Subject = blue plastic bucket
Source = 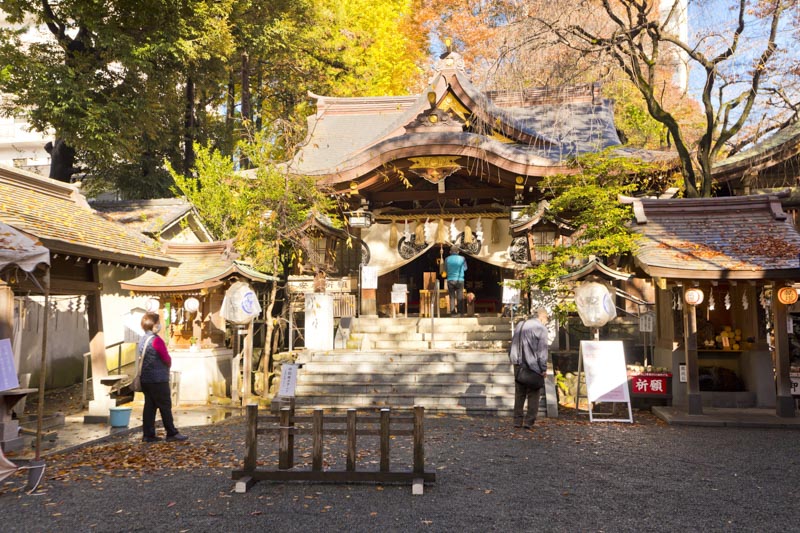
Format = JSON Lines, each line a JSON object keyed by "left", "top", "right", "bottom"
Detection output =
{"left": 109, "top": 406, "right": 133, "bottom": 427}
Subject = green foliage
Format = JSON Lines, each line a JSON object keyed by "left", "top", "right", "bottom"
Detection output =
{"left": 171, "top": 135, "right": 338, "bottom": 274}
{"left": 519, "top": 150, "right": 679, "bottom": 292}
{"left": 169, "top": 144, "right": 247, "bottom": 241}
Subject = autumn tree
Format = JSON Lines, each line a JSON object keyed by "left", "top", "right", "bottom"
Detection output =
{"left": 522, "top": 0, "right": 800, "bottom": 197}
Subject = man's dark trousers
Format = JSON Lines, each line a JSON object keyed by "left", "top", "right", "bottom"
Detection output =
{"left": 513, "top": 366, "right": 543, "bottom": 427}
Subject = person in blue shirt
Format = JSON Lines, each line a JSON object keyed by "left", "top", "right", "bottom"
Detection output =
{"left": 444, "top": 245, "right": 467, "bottom": 316}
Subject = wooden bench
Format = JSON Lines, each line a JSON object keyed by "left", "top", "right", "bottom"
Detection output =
{"left": 232, "top": 405, "right": 436, "bottom": 495}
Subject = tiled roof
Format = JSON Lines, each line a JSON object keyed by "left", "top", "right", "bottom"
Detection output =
{"left": 91, "top": 198, "right": 195, "bottom": 236}
{"left": 630, "top": 194, "right": 800, "bottom": 279}
{"left": 288, "top": 70, "right": 676, "bottom": 179}
{"left": 0, "top": 165, "right": 177, "bottom": 268}
{"left": 712, "top": 121, "right": 800, "bottom": 179}
{"left": 120, "top": 241, "right": 275, "bottom": 292}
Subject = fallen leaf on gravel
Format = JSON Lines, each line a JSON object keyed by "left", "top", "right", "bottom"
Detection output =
{"left": 484, "top": 489, "right": 492, "bottom": 494}
{"left": 251, "top": 511, "right": 263, "bottom": 516}
{"left": 370, "top": 512, "right": 378, "bottom": 517}
{"left": 167, "top": 502, "right": 176, "bottom": 508}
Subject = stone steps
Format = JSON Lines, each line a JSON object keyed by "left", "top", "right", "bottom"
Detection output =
{"left": 348, "top": 316, "right": 512, "bottom": 351}
{"left": 293, "top": 349, "right": 550, "bottom": 417}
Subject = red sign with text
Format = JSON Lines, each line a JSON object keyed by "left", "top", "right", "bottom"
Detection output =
{"left": 628, "top": 372, "right": 671, "bottom": 395}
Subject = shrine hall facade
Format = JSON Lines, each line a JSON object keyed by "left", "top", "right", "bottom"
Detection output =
{"left": 288, "top": 50, "right": 670, "bottom": 315}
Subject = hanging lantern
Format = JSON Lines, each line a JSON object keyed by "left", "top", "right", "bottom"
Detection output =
{"left": 777, "top": 286, "right": 798, "bottom": 305}
{"left": 184, "top": 297, "right": 200, "bottom": 313}
{"left": 145, "top": 298, "right": 160, "bottom": 313}
{"left": 684, "top": 288, "right": 704, "bottom": 306}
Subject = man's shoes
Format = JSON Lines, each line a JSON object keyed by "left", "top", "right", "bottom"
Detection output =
{"left": 142, "top": 436, "right": 163, "bottom": 443}
{"left": 166, "top": 433, "right": 188, "bottom": 442}
{"left": 513, "top": 424, "right": 523, "bottom": 428}
{"left": 522, "top": 423, "right": 534, "bottom": 430}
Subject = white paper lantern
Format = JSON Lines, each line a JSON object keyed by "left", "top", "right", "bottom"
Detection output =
{"left": 184, "top": 297, "right": 200, "bottom": 313}
{"left": 145, "top": 298, "right": 160, "bottom": 313}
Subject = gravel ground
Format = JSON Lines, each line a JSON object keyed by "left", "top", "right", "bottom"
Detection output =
{"left": 0, "top": 408, "right": 797, "bottom": 533}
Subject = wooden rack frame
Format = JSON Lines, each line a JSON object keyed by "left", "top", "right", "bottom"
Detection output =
{"left": 232, "top": 405, "right": 436, "bottom": 494}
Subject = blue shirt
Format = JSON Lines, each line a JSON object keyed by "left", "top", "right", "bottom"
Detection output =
{"left": 445, "top": 254, "right": 467, "bottom": 282}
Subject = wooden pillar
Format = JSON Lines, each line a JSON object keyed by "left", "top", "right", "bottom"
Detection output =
{"left": 772, "top": 286, "right": 796, "bottom": 417}
{"left": 379, "top": 408, "right": 390, "bottom": 473}
{"left": 244, "top": 404, "right": 258, "bottom": 471}
{"left": 312, "top": 409, "right": 323, "bottom": 472}
{"left": 683, "top": 295, "right": 702, "bottom": 415}
{"left": 86, "top": 266, "right": 108, "bottom": 403}
{"left": 242, "top": 320, "right": 253, "bottom": 404}
{"left": 0, "top": 280, "right": 13, "bottom": 342}
{"left": 413, "top": 405, "right": 424, "bottom": 474}
{"left": 346, "top": 408, "right": 357, "bottom": 471}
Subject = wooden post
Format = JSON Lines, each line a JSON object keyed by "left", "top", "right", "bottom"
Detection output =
{"left": 243, "top": 320, "right": 254, "bottom": 404}
{"left": 413, "top": 405, "right": 424, "bottom": 474}
{"left": 244, "top": 404, "right": 258, "bottom": 471}
{"left": 773, "top": 287, "right": 796, "bottom": 417}
{"left": 683, "top": 297, "right": 702, "bottom": 415}
{"left": 0, "top": 280, "right": 13, "bottom": 343}
{"left": 379, "top": 408, "right": 390, "bottom": 472}
{"left": 312, "top": 409, "right": 323, "bottom": 471}
{"left": 86, "top": 268, "right": 108, "bottom": 402}
{"left": 346, "top": 408, "right": 357, "bottom": 472}
{"left": 278, "top": 407, "right": 293, "bottom": 470}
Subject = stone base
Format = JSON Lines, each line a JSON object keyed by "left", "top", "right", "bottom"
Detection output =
{"left": 0, "top": 435, "right": 25, "bottom": 453}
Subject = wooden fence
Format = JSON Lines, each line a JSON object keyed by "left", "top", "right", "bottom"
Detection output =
{"left": 232, "top": 405, "right": 436, "bottom": 494}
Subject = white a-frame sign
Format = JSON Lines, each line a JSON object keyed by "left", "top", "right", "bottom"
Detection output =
{"left": 578, "top": 340, "right": 633, "bottom": 423}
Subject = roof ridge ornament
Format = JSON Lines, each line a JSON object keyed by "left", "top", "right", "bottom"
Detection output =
{"left": 433, "top": 37, "right": 466, "bottom": 76}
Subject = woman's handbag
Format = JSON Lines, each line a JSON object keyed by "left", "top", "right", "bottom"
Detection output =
{"left": 131, "top": 336, "right": 153, "bottom": 392}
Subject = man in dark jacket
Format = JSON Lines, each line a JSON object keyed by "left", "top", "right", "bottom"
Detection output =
{"left": 508, "top": 308, "right": 549, "bottom": 429}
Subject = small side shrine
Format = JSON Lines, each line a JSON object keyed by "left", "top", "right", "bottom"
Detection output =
{"left": 120, "top": 241, "right": 275, "bottom": 404}
{"left": 627, "top": 193, "right": 800, "bottom": 416}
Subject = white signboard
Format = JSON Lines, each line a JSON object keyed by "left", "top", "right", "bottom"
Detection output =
{"left": 0, "top": 339, "right": 19, "bottom": 392}
{"left": 305, "top": 294, "right": 334, "bottom": 351}
{"left": 579, "top": 340, "right": 633, "bottom": 423}
{"left": 639, "top": 312, "right": 655, "bottom": 333}
{"left": 679, "top": 364, "right": 687, "bottom": 383}
{"left": 502, "top": 281, "right": 520, "bottom": 305}
{"left": 361, "top": 266, "right": 378, "bottom": 290}
{"left": 791, "top": 373, "right": 800, "bottom": 396}
{"left": 391, "top": 284, "right": 408, "bottom": 293}
{"left": 287, "top": 276, "right": 352, "bottom": 294}
{"left": 278, "top": 363, "right": 299, "bottom": 398}
{"left": 391, "top": 291, "right": 406, "bottom": 304}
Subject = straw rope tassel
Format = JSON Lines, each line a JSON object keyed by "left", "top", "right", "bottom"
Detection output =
{"left": 436, "top": 219, "right": 447, "bottom": 244}
{"left": 415, "top": 221, "right": 425, "bottom": 243}
{"left": 491, "top": 218, "right": 500, "bottom": 243}
{"left": 464, "top": 223, "right": 473, "bottom": 244}
{"left": 389, "top": 222, "right": 398, "bottom": 248}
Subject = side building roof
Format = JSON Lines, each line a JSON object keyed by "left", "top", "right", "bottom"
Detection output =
{"left": 0, "top": 165, "right": 177, "bottom": 269}
{"left": 627, "top": 194, "right": 800, "bottom": 280}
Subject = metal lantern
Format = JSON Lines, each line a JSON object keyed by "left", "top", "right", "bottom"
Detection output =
{"left": 777, "top": 286, "right": 798, "bottom": 305}
{"left": 684, "top": 288, "right": 704, "bottom": 306}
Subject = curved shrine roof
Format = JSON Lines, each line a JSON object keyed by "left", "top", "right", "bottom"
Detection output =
{"left": 288, "top": 68, "right": 648, "bottom": 181}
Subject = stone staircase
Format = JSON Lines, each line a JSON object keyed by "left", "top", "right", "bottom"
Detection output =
{"left": 291, "top": 317, "right": 552, "bottom": 416}
{"left": 345, "top": 316, "right": 514, "bottom": 351}
{"left": 293, "top": 350, "right": 521, "bottom": 415}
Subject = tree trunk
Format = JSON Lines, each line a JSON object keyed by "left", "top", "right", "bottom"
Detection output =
{"left": 45, "top": 139, "right": 77, "bottom": 183}
{"left": 183, "top": 76, "right": 196, "bottom": 175}
{"left": 241, "top": 51, "right": 251, "bottom": 125}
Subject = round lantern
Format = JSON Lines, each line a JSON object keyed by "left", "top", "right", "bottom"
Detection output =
{"left": 145, "top": 298, "right": 160, "bottom": 313}
{"left": 777, "top": 286, "right": 798, "bottom": 305}
{"left": 183, "top": 297, "right": 200, "bottom": 313}
{"left": 684, "top": 288, "right": 704, "bottom": 306}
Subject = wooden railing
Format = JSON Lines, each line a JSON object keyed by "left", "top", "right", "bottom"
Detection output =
{"left": 232, "top": 405, "right": 435, "bottom": 494}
